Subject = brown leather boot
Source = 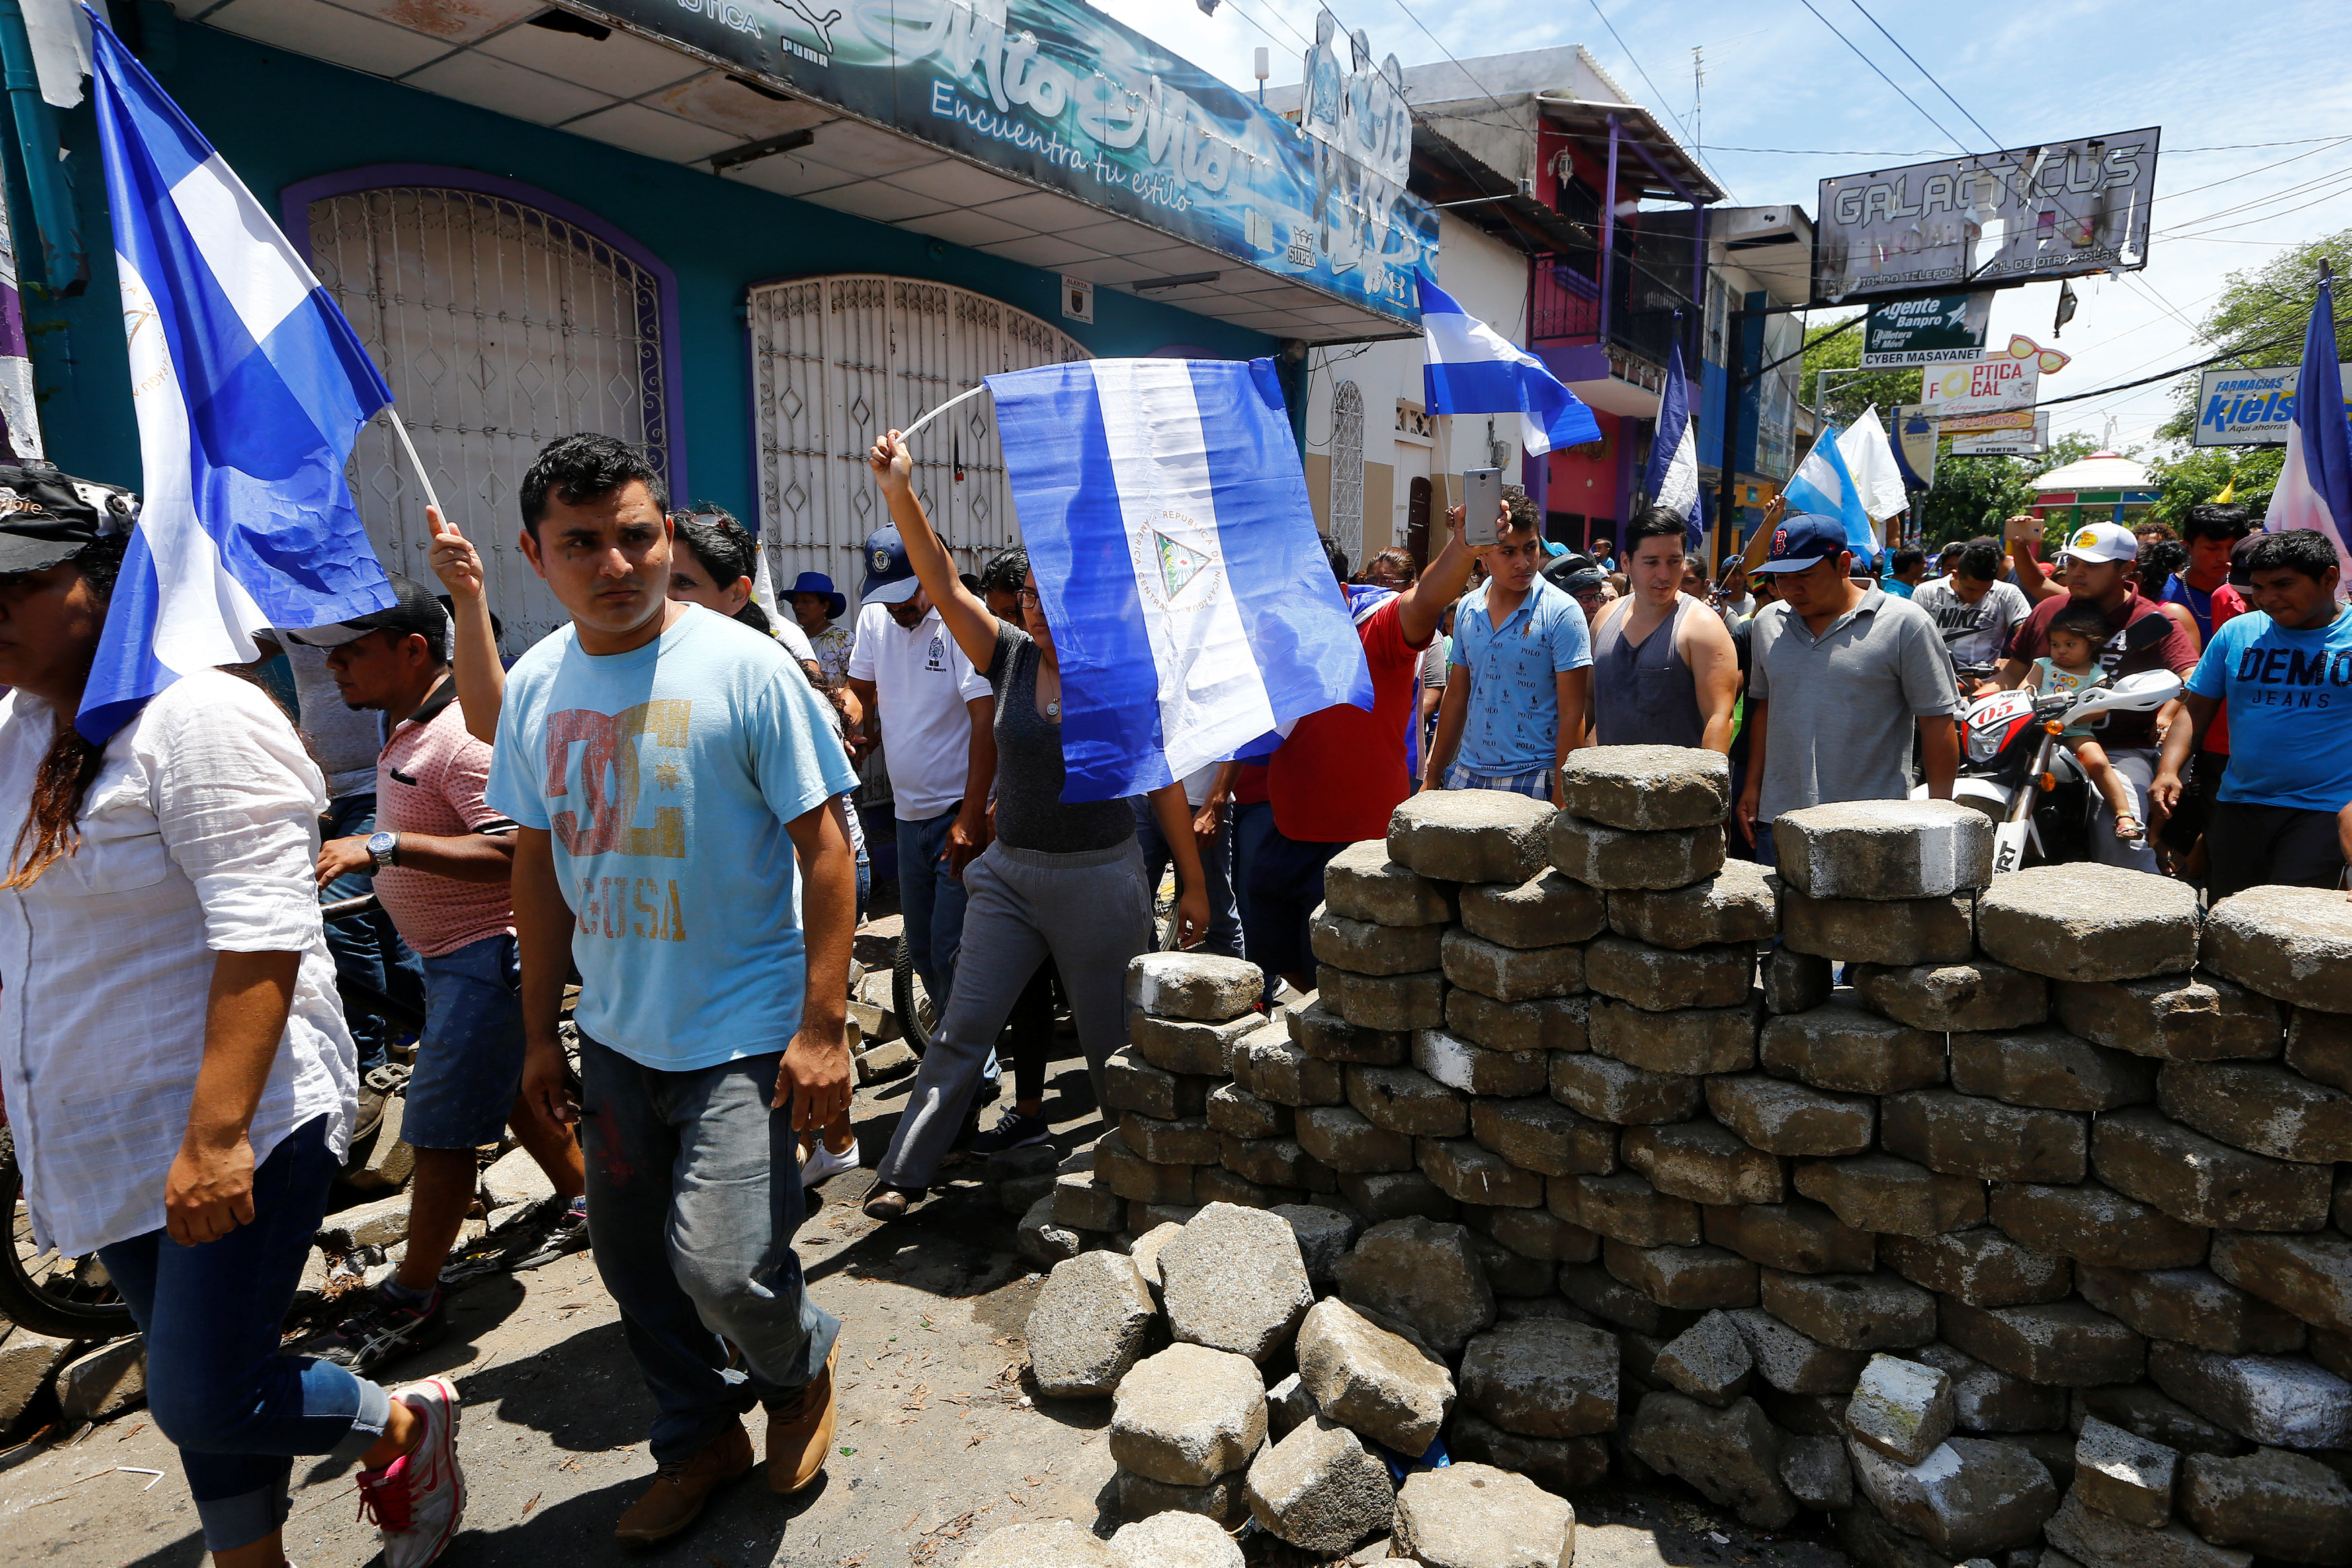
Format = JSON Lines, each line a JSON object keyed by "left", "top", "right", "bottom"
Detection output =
{"left": 765, "top": 1341, "right": 839, "bottom": 1494}
{"left": 613, "top": 1422, "right": 752, "bottom": 1545}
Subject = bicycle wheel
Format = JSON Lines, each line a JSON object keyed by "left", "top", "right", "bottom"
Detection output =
{"left": 892, "top": 935, "right": 935, "bottom": 1057}
{"left": 0, "top": 1127, "right": 135, "bottom": 1341}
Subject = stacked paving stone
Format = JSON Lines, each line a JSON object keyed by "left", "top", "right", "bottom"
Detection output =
{"left": 1013, "top": 744, "right": 2352, "bottom": 1568}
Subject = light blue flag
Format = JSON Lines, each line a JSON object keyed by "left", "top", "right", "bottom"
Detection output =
{"left": 1783, "top": 421, "right": 1878, "bottom": 564}
{"left": 80, "top": 15, "right": 392, "bottom": 743}
{"left": 1417, "top": 271, "right": 1601, "bottom": 455}
{"left": 984, "top": 357, "right": 1372, "bottom": 802}
{"left": 1642, "top": 341, "right": 1702, "bottom": 552}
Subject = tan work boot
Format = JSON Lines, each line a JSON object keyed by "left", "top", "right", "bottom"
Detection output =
{"left": 613, "top": 1422, "right": 752, "bottom": 1545}
{"left": 766, "top": 1341, "right": 840, "bottom": 1494}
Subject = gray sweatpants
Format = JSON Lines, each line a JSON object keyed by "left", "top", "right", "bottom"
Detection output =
{"left": 874, "top": 838, "right": 1152, "bottom": 1191}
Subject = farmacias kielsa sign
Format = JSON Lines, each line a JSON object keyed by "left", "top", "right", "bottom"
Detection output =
{"left": 585, "top": 0, "right": 1437, "bottom": 324}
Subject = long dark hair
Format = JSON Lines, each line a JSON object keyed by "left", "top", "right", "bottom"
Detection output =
{"left": 6, "top": 534, "right": 128, "bottom": 889}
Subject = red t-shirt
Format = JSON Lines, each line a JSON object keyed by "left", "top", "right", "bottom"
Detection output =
{"left": 2203, "top": 584, "right": 2246, "bottom": 756}
{"left": 2001, "top": 589, "right": 2197, "bottom": 751}
{"left": 1270, "top": 597, "right": 1428, "bottom": 843}
{"left": 1231, "top": 757, "right": 1271, "bottom": 806}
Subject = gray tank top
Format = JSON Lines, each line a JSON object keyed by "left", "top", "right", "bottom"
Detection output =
{"left": 1593, "top": 596, "right": 1705, "bottom": 748}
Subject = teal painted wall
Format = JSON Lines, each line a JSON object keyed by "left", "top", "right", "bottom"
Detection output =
{"left": 25, "top": 21, "right": 1275, "bottom": 519}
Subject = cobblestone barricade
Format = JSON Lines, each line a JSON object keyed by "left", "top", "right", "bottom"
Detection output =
{"left": 1024, "top": 746, "right": 2352, "bottom": 1568}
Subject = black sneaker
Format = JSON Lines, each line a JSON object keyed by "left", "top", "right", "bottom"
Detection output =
{"left": 966, "top": 1108, "right": 1050, "bottom": 1156}
{"left": 509, "top": 1196, "right": 590, "bottom": 1272}
{"left": 317, "top": 1282, "right": 447, "bottom": 1375}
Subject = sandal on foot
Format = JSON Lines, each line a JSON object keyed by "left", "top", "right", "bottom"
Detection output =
{"left": 2115, "top": 816, "right": 2145, "bottom": 841}
{"left": 863, "top": 1186, "right": 922, "bottom": 1221}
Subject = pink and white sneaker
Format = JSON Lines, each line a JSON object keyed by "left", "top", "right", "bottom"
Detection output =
{"left": 355, "top": 1376, "right": 466, "bottom": 1568}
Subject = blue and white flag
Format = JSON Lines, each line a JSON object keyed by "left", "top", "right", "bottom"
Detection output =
{"left": 984, "top": 357, "right": 1372, "bottom": 802}
{"left": 1417, "top": 271, "right": 1601, "bottom": 456}
{"left": 1642, "top": 341, "right": 1702, "bottom": 551}
{"left": 2266, "top": 272, "right": 2352, "bottom": 580}
{"left": 1783, "top": 421, "right": 1879, "bottom": 564}
{"left": 79, "top": 17, "right": 392, "bottom": 742}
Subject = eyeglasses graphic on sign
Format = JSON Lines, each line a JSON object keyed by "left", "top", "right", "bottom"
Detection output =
{"left": 2004, "top": 335, "right": 2072, "bottom": 376}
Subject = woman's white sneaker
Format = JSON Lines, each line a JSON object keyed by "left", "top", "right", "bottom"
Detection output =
{"left": 355, "top": 1376, "right": 466, "bottom": 1568}
{"left": 800, "top": 1138, "right": 860, "bottom": 1187}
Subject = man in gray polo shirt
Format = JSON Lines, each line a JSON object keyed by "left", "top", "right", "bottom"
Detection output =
{"left": 1734, "top": 514, "right": 1959, "bottom": 864}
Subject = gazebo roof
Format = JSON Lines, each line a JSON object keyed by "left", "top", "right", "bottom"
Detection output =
{"left": 2033, "top": 450, "right": 2152, "bottom": 492}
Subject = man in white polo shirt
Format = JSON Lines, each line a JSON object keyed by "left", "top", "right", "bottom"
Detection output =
{"left": 846, "top": 526, "right": 995, "bottom": 1028}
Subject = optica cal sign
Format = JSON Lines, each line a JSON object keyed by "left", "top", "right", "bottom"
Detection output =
{"left": 1921, "top": 355, "right": 2037, "bottom": 414}
{"left": 2193, "top": 363, "right": 2352, "bottom": 447}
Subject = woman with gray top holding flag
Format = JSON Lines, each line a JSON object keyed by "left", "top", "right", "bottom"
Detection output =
{"left": 859, "top": 429, "right": 1210, "bottom": 1221}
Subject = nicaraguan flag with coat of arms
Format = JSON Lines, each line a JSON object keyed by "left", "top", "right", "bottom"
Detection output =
{"left": 985, "top": 357, "right": 1372, "bottom": 802}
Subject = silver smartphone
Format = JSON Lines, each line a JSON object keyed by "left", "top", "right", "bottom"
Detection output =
{"left": 1462, "top": 468, "right": 1504, "bottom": 547}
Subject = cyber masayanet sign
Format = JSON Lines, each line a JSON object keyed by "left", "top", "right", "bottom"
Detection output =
{"left": 2194, "top": 363, "right": 2352, "bottom": 446}
{"left": 580, "top": 0, "right": 1435, "bottom": 323}
{"left": 1814, "top": 129, "right": 2158, "bottom": 305}
{"left": 1861, "top": 294, "right": 1991, "bottom": 367}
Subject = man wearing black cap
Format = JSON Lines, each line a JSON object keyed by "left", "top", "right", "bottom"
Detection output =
{"left": 294, "top": 576, "right": 587, "bottom": 1375}
{"left": 1735, "top": 514, "right": 1960, "bottom": 865}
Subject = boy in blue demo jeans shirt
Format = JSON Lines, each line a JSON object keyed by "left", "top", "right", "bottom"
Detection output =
{"left": 2154, "top": 527, "right": 2352, "bottom": 902}
{"left": 485, "top": 435, "right": 859, "bottom": 1549}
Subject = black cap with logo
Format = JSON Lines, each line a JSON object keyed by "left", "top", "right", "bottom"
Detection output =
{"left": 0, "top": 462, "right": 139, "bottom": 576}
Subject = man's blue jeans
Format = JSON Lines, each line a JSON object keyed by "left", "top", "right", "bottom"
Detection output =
{"left": 319, "top": 793, "right": 421, "bottom": 1073}
{"left": 896, "top": 808, "right": 969, "bottom": 1011}
{"left": 98, "top": 1117, "right": 393, "bottom": 1552}
{"left": 578, "top": 1035, "right": 841, "bottom": 1465}
{"left": 1231, "top": 799, "right": 1279, "bottom": 1003}
{"left": 1131, "top": 797, "right": 1244, "bottom": 958}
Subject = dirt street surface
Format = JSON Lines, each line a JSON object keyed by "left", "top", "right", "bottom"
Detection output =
{"left": 0, "top": 1043, "right": 1846, "bottom": 1568}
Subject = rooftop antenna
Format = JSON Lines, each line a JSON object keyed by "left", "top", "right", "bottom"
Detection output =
{"left": 1255, "top": 45, "right": 1269, "bottom": 105}
{"left": 1692, "top": 46, "right": 1704, "bottom": 169}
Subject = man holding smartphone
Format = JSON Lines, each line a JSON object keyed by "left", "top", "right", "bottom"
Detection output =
{"left": 1424, "top": 482, "right": 1593, "bottom": 801}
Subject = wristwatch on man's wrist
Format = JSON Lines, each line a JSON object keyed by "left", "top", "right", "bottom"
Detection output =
{"left": 366, "top": 831, "right": 400, "bottom": 872}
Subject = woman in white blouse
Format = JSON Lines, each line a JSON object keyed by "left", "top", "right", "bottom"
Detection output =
{"left": 0, "top": 498, "right": 464, "bottom": 1568}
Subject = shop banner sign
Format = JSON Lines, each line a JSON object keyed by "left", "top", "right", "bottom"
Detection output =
{"left": 1921, "top": 355, "right": 2039, "bottom": 415}
{"left": 1952, "top": 412, "right": 2050, "bottom": 455}
{"left": 582, "top": 0, "right": 1436, "bottom": 323}
{"left": 1815, "top": 128, "right": 2158, "bottom": 305}
{"left": 1861, "top": 294, "right": 1992, "bottom": 367}
{"left": 2194, "top": 363, "right": 2352, "bottom": 446}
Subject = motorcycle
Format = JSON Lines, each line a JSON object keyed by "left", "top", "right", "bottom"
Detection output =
{"left": 1918, "top": 666, "right": 2183, "bottom": 875}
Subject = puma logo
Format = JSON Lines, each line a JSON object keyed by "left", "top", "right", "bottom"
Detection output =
{"left": 782, "top": 1, "right": 840, "bottom": 51}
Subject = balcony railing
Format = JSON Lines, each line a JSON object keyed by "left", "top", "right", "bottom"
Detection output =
{"left": 1530, "top": 243, "right": 1699, "bottom": 381}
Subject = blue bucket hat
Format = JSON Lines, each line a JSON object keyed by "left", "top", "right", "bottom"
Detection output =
{"left": 788, "top": 570, "right": 847, "bottom": 620}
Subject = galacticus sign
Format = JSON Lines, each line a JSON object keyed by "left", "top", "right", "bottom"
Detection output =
{"left": 1814, "top": 129, "right": 2158, "bottom": 305}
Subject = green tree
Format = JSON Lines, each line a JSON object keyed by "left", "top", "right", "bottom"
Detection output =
{"left": 2158, "top": 229, "right": 2352, "bottom": 441}
{"left": 1801, "top": 312, "right": 1920, "bottom": 424}
{"left": 1913, "top": 434, "right": 2105, "bottom": 548}
{"left": 2148, "top": 444, "right": 2283, "bottom": 524}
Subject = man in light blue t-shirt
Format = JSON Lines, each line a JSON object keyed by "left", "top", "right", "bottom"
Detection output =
{"left": 1424, "top": 486, "right": 1593, "bottom": 801}
{"left": 2153, "top": 527, "right": 2352, "bottom": 902}
{"left": 486, "top": 435, "right": 859, "bottom": 1547}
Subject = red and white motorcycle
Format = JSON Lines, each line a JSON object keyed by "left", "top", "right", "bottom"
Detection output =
{"left": 1917, "top": 668, "right": 2183, "bottom": 875}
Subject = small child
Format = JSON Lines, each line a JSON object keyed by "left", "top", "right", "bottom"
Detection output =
{"left": 2030, "top": 604, "right": 2142, "bottom": 841}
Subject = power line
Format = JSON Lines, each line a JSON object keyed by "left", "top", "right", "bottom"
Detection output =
{"left": 2156, "top": 136, "right": 2352, "bottom": 206}
{"left": 1843, "top": 0, "right": 2001, "bottom": 150}
{"left": 2159, "top": 171, "right": 2352, "bottom": 241}
{"left": 1381, "top": 0, "right": 1511, "bottom": 117}
{"left": 1790, "top": 0, "right": 1970, "bottom": 154}
{"left": 1574, "top": 0, "right": 1722, "bottom": 182}
{"left": 1691, "top": 136, "right": 2352, "bottom": 159}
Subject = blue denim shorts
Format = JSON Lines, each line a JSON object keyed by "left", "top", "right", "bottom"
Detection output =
{"left": 404, "top": 932, "right": 526, "bottom": 1149}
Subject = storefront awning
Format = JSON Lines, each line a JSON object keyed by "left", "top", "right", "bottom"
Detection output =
{"left": 181, "top": 0, "right": 1436, "bottom": 343}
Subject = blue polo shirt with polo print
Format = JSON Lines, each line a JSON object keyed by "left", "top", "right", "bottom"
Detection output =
{"left": 1449, "top": 575, "right": 1593, "bottom": 777}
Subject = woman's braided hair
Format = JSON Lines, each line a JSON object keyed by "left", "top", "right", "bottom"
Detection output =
{"left": 5, "top": 533, "right": 130, "bottom": 889}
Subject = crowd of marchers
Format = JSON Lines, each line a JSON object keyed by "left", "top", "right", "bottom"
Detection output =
{"left": 3, "top": 424, "right": 2348, "bottom": 1568}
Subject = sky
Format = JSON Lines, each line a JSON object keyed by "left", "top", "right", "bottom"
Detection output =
{"left": 1095, "top": 0, "right": 2352, "bottom": 456}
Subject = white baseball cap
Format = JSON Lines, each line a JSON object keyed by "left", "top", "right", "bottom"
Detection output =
{"left": 2060, "top": 521, "right": 2139, "bottom": 565}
